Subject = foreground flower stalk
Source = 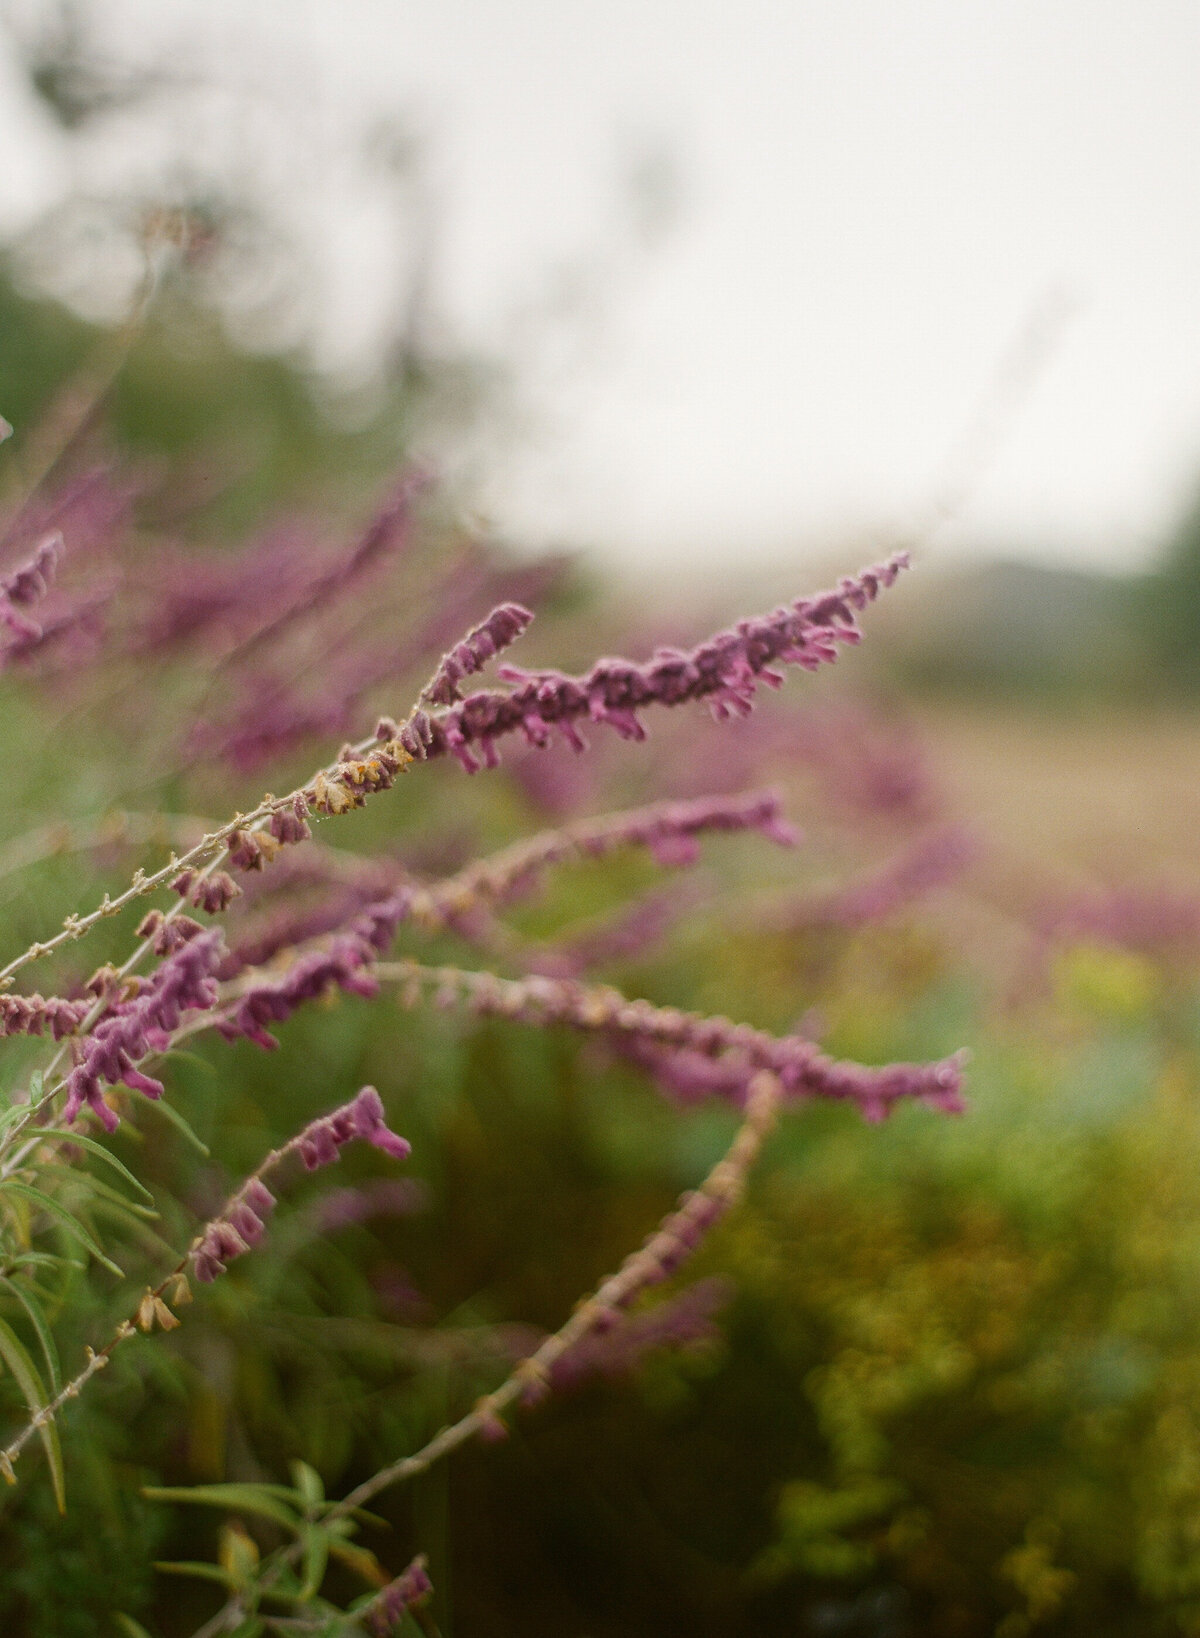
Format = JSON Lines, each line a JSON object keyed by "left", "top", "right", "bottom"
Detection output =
{"left": 184, "top": 1072, "right": 782, "bottom": 1637}
{"left": 0, "top": 1088, "right": 411, "bottom": 1482}
{"left": 0, "top": 522, "right": 964, "bottom": 1633}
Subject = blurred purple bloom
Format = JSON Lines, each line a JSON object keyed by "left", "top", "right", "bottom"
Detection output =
{"left": 786, "top": 825, "right": 978, "bottom": 931}
{"left": 1, "top": 533, "right": 60, "bottom": 608}
{"left": 0, "top": 533, "right": 61, "bottom": 645}
{"left": 1036, "top": 883, "right": 1200, "bottom": 959}
{"left": 548, "top": 1276, "right": 733, "bottom": 1391}
{"left": 313, "top": 1177, "right": 428, "bottom": 1231}
{"left": 787, "top": 700, "right": 941, "bottom": 825}
{"left": 527, "top": 888, "right": 692, "bottom": 978}
{"left": 362, "top": 1556, "right": 432, "bottom": 1636}
{"left": 220, "top": 889, "right": 414, "bottom": 1050}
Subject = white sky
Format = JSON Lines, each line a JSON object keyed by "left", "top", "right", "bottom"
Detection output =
{"left": 4, "top": 0, "right": 1200, "bottom": 576}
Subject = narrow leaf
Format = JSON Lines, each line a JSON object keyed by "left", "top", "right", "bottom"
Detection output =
{"left": 299, "top": 1525, "right": 329, "bottom": 1600}
{"left": 0, "top": 1317, "right": 65, "bottom": 1511}
{"left": 34, "top": 1129, "right": 155, "bottom": 1199}
{"left": 0, "top": 1276, "right": 61, "bottom": 1390}
{"left": 38, "top": 1165, "right": 159, "bottom": 1220}
{"left": 152, "top": 1560, "right": 237, "bottom": 1586}
{"left": 143, "top": 1483, "right": 302, "bottom": 1532}
{"left": 114, "top": 1617, "right": 156, "bottom": 1638}
{"left": 291, "top": 1459, "right": 324, "bottom": 1509}
{"left": 1, "top": 1182, "right": 122, "bottom": 1274}
{"left": 142, "top": 1096, "right": 210, "bottom": 1155}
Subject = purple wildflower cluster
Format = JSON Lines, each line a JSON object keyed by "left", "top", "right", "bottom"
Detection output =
{"left": 191, "top": 1177, "right": 276, "bottom": 1283}
{"left": 423, "top": 600, "right": 534, "bottom": 705}
{"left": 0, "top": 534, "right": 61, "bottom": 644}
{"left": 190, "top": 1087, "right": 410, "bottom": 1282}
{"left": 396, "top": 553, "right": 910, "bottom": 771}
{"left": 395, "top": 964, "right": 965, "bottom": 1122}
{"left": 0, "top": 439, "right": 973, "bottom": 1604}
{"left": 0, "top": 992, "right": 89, "bottom": 1040}
{"left": 548, "top": 1275, "right": 732, "bottom": 1391}
{"left": 219, "top": 889, "right": 412, "bottom": 1050}
{"left": 63, "top": 928, "right": 225, "bottom": 1131}
{"left": 361, "top": 1556, "right": 433, "bottom": 1636}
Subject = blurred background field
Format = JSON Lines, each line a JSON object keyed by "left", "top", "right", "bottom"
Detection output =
{"left": 5, "top": 6, "right": 1200, "bottom": 1638}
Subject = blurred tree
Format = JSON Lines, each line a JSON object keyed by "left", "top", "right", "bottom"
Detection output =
{"left": 1132, "top": 482, "right": 1200, "bottom": 691}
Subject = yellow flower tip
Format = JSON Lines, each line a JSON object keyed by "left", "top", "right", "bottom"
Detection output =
{"left": 152, "top": 1297, "right": 181, "bottom": 1331}
{"left": 309, "top": 772, "right": 355, "bottom": 816}
{"left": 166, "top": 1272, "right": 193, "bottom": 1306}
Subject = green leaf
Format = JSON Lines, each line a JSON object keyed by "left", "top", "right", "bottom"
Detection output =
{"left": 114, "top": 1616, "right": 156, "bottom": 1638}
{"left": 34, "top": 1129, "right": 155, "bottom": 1199}
{"left": 38, "top": 1165, "right": 159, "bottom": 1220}
{"left": 3, "top": 1250, "right": 84, "bottom": 1273}
{"left": 0, "top": 1316, "right": 64, "bottom": 1511}
{"left": 1, "top": 1181, "right": 123, "bottom": 1275}
{"left": 0, "top": 1275, "right": 60, "bottom": 1390}
{"left": 328, "top": 1539, "right": 387, "bottom": 1586}
{"left": 143, "top": 1483, "right": 303, "bottom": 1532}
{"left": 299, "top": 1525, "right": 329, "bottom": 1600}
{"left": 0, "top": 1103, "right": 35, "bottom": 1139}
{"left": 142, "top": 1095, "right": 210, "bottom": 1155}
{"left": 153, "top": 1560, "right": 237, "bottom": 1586}
{"left": 291, "top": 1459, "right": 324, "bottom": 1509}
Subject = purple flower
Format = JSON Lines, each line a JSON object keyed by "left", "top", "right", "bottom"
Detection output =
{"left": 362, "top": 1556, "right": 432, "bottom": 1635}
{"left": 192, "top": 1178, "right": 277, "bottom": 1283}
{"left": 1, "top": 533, "right": 60, "bottom": 608}
{"left": 295, "top": 1085, "right": 412, "bottom": 1170}
{"left": 0, "top": 992, "right": 89, "bottom": 1040}
{"left": 398, "top": 964, "right": 966, "bottom": 1124}
{"left": 423, "top": 601, "right": 534, "bottom": 705}
{"left": 221, "top": 889, "right": 413, "bottom": 1050}
{"left": 171, "top": 869, "right": 244, "bottom": 914}
{"left": 548, "top": 1277, "right": 733, "bottom": 1391}
{"left": 267, "top": 796, "right": 312, "bottom": 846}
{"left": 190, "top": 1090, "right": 411, "bottom": 1283}
{"left": 63, "top": 929, "right": 226, "bottom": 1131}
{"left": 405, "top": 554, "right": 909, "bottom": 772}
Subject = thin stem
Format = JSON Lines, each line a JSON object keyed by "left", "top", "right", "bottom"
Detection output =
{"left": 0, "top": 1101, "right": 376, "bottom": 1479}
{"left": 186, "top": 1072, "right": 780, "bottom": 1635}
{"left": 0, "top": 811, "right": 213, "bottom": 887}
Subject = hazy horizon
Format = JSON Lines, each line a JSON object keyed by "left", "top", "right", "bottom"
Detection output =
{"left": 3, "top": 1, "right": 1200, "bottom": 580}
